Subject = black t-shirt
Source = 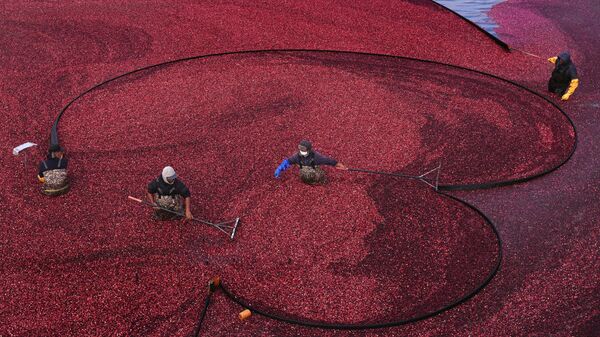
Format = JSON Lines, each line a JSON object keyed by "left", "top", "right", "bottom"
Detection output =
{"left": 38, "top": 157, "right": 68, "bottom": 176}
{"left": 148, "top": 176, "right": 191, "bottom": 198}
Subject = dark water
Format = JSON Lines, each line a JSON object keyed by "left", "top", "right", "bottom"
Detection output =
{"left": 434, "top": 0, "right": 505, "bottom": 36}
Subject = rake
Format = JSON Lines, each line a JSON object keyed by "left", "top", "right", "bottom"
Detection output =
{"left": 128, "top": 196, "right": 240, "bottom": 239}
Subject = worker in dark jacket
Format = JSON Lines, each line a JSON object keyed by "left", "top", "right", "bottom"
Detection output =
{"left": 548, "top": 51, "right": 579, "bottom": 101}
{"left": 274, "top": 140, "right": 347, "bottom": 184}
{"left": 37, "top": 144, "right": 69, "bottom": 196}
{"left": 146, "top": 166, "right": 193, "bottom": 221}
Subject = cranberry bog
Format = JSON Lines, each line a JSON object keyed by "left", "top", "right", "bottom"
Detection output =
{"left": 2, "top": 0, "right": 598, "bottom": 336}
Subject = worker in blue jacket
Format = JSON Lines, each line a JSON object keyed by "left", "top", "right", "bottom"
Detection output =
{"left": 274, "top": 140, "right": 347, "bottom": 184}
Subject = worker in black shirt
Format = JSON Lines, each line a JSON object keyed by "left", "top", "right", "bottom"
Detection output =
{"left": 146, "top": 166, "right": 193, "bottom": 221}
{"left": 37, "top": 144, "right": 69, "bottom": 196}
{"left": 548, "top": 51, "right": 579, "bottom": 101}
{"left": 274, "top": 140, "right": 347, "bottom": 184}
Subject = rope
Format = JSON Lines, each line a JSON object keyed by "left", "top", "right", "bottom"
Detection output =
{"left": 48, "top": 49, "right": 578, "bottom": 332}
{"left": 49, "top": 49, "right": 576, "bottom": 191}
{"left": 191, "top": 292, "right": 214, "bottom": 337}
{"left": 212, "top": 190, "right": 502, "bottom": 329}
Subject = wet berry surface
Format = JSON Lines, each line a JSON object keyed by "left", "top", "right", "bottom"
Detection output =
{"left": 1, "top": 0, "right": 597, "bottom": 336}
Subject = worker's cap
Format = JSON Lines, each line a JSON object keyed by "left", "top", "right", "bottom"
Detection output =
{"left": 558, "top": 51, "right": 571, "bottom": 64}
{"left": 162, "top": 166, "right": 177, "bottom": 184}
{"left": 298, "top": 140, "right": 312, "bottom": 152}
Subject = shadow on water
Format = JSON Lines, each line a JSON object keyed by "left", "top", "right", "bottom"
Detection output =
{"left": 434, "top": 0, "right": 505, "bottom": 36}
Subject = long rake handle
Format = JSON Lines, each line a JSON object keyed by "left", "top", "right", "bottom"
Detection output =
{"left": 348, "top": 168, "right": 421, "bottom": 180}
{"left": 348, "top": 165, "right": 440, "bottom": 191}
{"left": 128, "top": 196, "right": 220, "bottom": 227}
{"left": 128, "top": 196, "right": 239, "bottom": 239}
{"left": 128, "top": 195, "right": 187, "bottom": 216}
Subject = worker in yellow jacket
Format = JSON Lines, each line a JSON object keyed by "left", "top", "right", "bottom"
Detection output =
{"left": 548, "top": 52, "right": 579, "bottom": 101}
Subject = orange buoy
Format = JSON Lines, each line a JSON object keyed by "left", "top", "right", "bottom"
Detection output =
{"left": 239, "top": 309, "right": 252, "bottom": 321}
{"left": 208, "top": 276, "right": 221, "bottom": 292}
